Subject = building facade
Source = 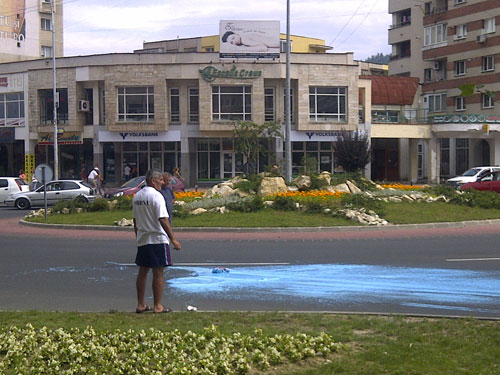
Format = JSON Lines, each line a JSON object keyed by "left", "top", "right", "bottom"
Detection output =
{"left": 389, "top": 0, "right": 500, "bottom": 180}
{"left": 0, "top": 0, "right": 63, "bottom": 64}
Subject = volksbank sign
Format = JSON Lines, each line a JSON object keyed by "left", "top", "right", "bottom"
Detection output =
{"left": 98, "top": 131, "right": 181, "bottom": 142}
{"left": 292, "top": 131, "right": 343, "bottom": 142}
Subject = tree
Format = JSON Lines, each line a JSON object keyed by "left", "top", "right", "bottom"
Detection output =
{"left": 333, "top": 129, "right": 371, "bottom": 172}
{"left": 364, "top": 53, "right": 391, "bottom": 64}
{"left": 459, "top": 83, "right": 496, "bottom": 102}
{"left": 232, "top": 121, "right": 282, "bottom": 175}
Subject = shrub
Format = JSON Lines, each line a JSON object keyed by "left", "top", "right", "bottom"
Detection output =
{"left": 310, "top": 174, "right": 329, "bottom": 190}
{"left": 302, "top": 200, "right": 324, "bottom": 214}
{"left": 227, "top": 195, "right": 264, "bottom": 212}
{"left": 423, "top": 185, "right": 458, "bottom": 199}
{"left": 113, "top": 196, "right": 133, "bottom": 210}
{"left": 450, "top": 189, "right": 500, "bottom": 209}
{"left": 272, "top": 195, "right": 297, "bottom": 211}
{"left": 172, "top": 205, "right": 189, "bottom": 219}
{"left": 88, "top": 198, "right": 110, "bottom": 212}
{"left": 51, "top": 197, "right": 89, "bottom": 214}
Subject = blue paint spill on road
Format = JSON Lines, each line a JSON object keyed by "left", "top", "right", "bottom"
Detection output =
{"left": 168, "top": 264, "right": 500, "bottom": 313}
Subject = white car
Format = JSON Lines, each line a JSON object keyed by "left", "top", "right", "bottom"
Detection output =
{"left": 446, "top": 166, "right": 500, "bottom": 189}
{"left": 5, "top": 180, "right": 97, "bottom": 210}
{"left": 0, "top": 177, "right": 29, "bottom": 205}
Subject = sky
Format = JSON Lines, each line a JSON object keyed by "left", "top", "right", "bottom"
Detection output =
{"left": 63, "top": 0, "right": 391, "bottom": 61}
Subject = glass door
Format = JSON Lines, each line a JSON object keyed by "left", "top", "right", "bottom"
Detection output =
{"left": 223, "top": 152, "right": 234, "bottom": 179}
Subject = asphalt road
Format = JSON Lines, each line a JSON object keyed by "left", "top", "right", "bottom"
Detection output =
{"left": 1, "top": 207, "right": 500, "bottom": 318}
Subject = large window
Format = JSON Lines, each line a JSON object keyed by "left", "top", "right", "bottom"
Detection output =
{"left": 169, "top": 88, "right": 180, "bottom": 123}
{"left": 291, "top": 141, "right": 335, "bottom": 175}
{"left": 426, "top": 93, "right": 447, "bottom": 113}
{"left": 0, "top": 93, "right": 24, "bottom": 126}
{"left": 309, "top": 87, "right": 347, "bottom": 122}
{"left": 118, "top": 86, "right": 154, "bottom": 122}
{"left": 39, "top": 88, "right": 68, "bottom": 125}
{"left": 372, "top": 110, "right": 400, "bottom": 123}
{"left": 264, "top": 87, "right": 275, "bottom": 122}
{"left": 188, "top": 88, "right": 199, "bottom": 123}
{"left": 424, "top": 23, "right": 447, "bottom": 47}
{"left": 212, "top": 86, "right": 251, "bottom": 121}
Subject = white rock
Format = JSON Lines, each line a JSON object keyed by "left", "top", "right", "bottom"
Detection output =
{"left": 191, "top": 208, "right": 208, "bottom": 215}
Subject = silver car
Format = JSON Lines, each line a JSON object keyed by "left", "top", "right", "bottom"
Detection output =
{"left": 5, "top": 180, "right": 97, "bottom": 210}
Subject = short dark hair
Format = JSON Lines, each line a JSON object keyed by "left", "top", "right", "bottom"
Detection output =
{"left": 221, "top": 31, "right": 234, "bottom": 43}
{"left": 145, "top": 169, "right": 163, "bottom": 185}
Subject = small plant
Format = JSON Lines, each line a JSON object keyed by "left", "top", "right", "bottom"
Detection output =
{"left": 113, "top": 196, "right": 133, "bottom": 210}
{"left": 423, "top": 184, "right": 458, "bottom": 199}
{"left": 341, "top": 193, "right": 383, "bottom": 212}
{"left": 302, "top": 200, "right": 324, "bottom": 214}
{"left": 88, "top": 198, "right": 110, "bottom": 212}
{"left": 273, "top": 195, "right": 297, "bottom": 211}
{"left": 233, "top": 174, "right": 263, "bottom": 193}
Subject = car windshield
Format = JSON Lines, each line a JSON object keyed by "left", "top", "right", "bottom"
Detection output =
{"left": 80, "top": 181, "right": 92, "bottom": 189}
{"left": 462, "top": 168, "right": 482, "bottom": 176}
{"left": 121, "top": 176, "right": 144, "bottom": 188}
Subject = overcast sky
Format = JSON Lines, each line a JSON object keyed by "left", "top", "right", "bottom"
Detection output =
{"left": 63, "top": 0, "right": 391, "bottom": 61}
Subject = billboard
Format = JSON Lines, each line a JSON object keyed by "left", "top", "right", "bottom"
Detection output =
{"left": 220, "top": 20, "right": 280, "bottom": 59}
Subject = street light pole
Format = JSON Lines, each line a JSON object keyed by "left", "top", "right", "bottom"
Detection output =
{"left": 51, "top": 0, "right": 58, "bottom": 179}
{"left": 284, "top": 0, "right": 292, "bottom": 183}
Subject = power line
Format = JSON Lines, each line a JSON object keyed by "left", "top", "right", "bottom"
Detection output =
{"left": 328, "top": 0, "right": 366, "bottom": 46}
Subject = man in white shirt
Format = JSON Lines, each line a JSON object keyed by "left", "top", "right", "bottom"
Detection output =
{"left": 133, "top": 169, "right": 181, "bottom": 313}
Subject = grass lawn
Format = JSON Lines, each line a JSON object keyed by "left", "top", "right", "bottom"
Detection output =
{"left": 1, "top": 311, "right": 499, "bottom": 375}
{"left": 25, "top": 201, "right": 500, "bottom": 227}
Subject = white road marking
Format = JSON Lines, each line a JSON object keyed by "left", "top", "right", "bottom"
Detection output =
{"left": 108, "top": 262, "right": 290, "bottom": 267}
{"left": 446, "top": 257, "right": 500, "bottom": 262}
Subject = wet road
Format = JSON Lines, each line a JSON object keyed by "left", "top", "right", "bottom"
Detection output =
{"left": 1, "top": 208, "right": 500, "bottom": 318}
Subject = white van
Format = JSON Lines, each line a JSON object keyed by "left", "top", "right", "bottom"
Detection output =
{"left": 446, "top": 166, "right": 500, "bottom": 189}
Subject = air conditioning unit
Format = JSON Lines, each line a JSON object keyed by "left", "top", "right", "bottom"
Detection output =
{"left": 78, "top": 100, "right": 89, "bottom": 112}
{"left": 476, "top": 34, "right": 487, "bottom": 43}
{"left": 433, "top": 61, "right": 442, "bottom": 70}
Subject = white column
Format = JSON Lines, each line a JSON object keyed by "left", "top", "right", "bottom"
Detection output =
{"left": 409, "top": 139, "right": 419, "bottom": 184}
{"left": 425, "top": 136, "right": 439, "bottom": 184}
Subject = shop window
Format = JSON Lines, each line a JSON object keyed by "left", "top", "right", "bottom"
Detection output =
{"left": 212, "top": 86, "right": 251, "bottom": 121}
{"left": 169, "top": 88, "right": 180, "bottom": 123}
{"left": 440, "top": 138, "right": 450, "bottom": 176}
{"left": 264, "top": 87, "right": 275, "bottom": 122}
{"left": 309, "top": 87, "right": 347, "bottom": 122}
{"left": 455, "top": 138, "right": 469, "bottom": 175}
{"left": 290, "top": 141, "right": 334, "bottom": 175}
{"left": 0, "top": 93, "right": 24, "bottom": 126}
{"left": 39, "top": 88, "right": 68, "bottom": 125}
{"left": 197, "top": 139, "right": 221, "bottom": 180}
{"left": 117, "top": 86, "right": 154, "bottom": 122}
{"left": 188, "top": 88, "right": 199, "bottom": 123}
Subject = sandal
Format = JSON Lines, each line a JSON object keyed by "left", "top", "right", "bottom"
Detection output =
{"left": 136, "top": 306, "right": 153, "bottom": 314}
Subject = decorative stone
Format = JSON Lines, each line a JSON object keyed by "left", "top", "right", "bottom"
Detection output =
{"left": 191, "top": 208, "right": 208, "bottom": 215}
{"left": 115, "top": 218, "right": 133, "bottom": 226}
{"left": 346, "top": 180, "right": 362, "bottom": 193}
{"left": 258, "top": 177, "right": 288, "bottom": 196}
{"left": 317, "top": 171, "right": 332, "bottom": 185}
{"left": 333, "top": 183, "right": 350, "bottom": 193}
{"left": 294, "top": 175, "right": 311, "bottom": 190}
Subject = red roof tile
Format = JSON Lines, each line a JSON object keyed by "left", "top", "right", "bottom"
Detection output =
{"left": 360, "top": 76, "right": 420, "bottom": 106}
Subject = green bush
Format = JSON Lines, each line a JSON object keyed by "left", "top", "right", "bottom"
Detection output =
{"left": 51, "top": 196, "right": 89, "bottom": 214}
{"left": 272, "top": 195, "right": 297, "bottom": 211}
{"left": 331, "top": 171, "right": 376, "bottom": 191}
{"left": 88, "top": 198, "right": 110, "bottom": 212}
{"left": 113, "top": 196, "right": 133, "bottom": 210}
{"left": 227, "top": 195, "right": 264, "bottom": 212}
{"left": 450, "top": 189, "right": 500, "bottom": 209}
{"left": 172, "top": 204, "right": 189, "bottom": 219}
{"left": 310, "top": 174, "right": 329, "bottom": 190}
{"left": 233, "top": 174, "right": 263, "bottom": 193}
{"left": 302, "top": 200, "right": 324, "bottom": 214}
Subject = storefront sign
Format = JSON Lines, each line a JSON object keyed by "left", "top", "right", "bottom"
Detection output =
{"left": 0, "top": 74, "right": 23, "bottom": 92}
{"left": 291, "top": 131, "right": 342, "bottom": 142}
{"left": 200, "top": 65, "right": 262, "bottom": 82}
{"left": 432, "top": 114, "right": 500, "bottom": 124}
{"left": 0, "top": 77, "right": 7, "bottom": 87}
{"left": 0, "top": 127, "right": 14, "bottom": 142}
{"left": 98, "top": 130, "right": 181, "bottom": 142}
{"left": 38, "top": 132, "right": 83, "bottom": 145}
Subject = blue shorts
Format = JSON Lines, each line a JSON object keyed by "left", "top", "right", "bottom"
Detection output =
{"left": 135, "top": 243, "right": 171, "bottom": 268}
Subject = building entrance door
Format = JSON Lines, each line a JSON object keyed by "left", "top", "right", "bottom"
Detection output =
{"left": 223, "top": 152, "right": 234, "bottom": 179}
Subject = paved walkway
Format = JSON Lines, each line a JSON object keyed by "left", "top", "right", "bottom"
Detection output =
{"left": 3, "top": 216, "right": 500, "bottom": 241}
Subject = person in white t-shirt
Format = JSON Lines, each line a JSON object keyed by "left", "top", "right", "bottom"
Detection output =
{"left": 132, "top": 169, "right": 181, "bottom": 314}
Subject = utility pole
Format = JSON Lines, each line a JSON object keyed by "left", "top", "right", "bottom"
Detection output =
{"left": 51, "top": 0, "right": 58, "bottom": 179}
{"left": 284, "top": 0, "right": 292, "bottom": 183}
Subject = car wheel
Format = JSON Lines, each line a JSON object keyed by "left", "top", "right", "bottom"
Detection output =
{"left": 74, "top": 195, "right": 89, "bottom": 204}
{"left": 15, "top": 198, "right": 30, "bottom": 210}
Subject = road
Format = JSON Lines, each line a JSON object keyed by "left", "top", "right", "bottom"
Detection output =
{"left": 1, "top": 207, "right": 500, "bottom": 318}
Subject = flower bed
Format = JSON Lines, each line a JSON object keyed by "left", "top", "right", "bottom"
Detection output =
{"left": 0, "top": 324, "right": 341, "bottom": 374}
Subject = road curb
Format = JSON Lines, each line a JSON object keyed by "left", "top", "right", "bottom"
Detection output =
{"left": 19, "top": 218, "right": 500, "bottom": 232}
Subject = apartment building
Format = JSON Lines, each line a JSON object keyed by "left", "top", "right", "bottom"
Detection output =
{"left": 0, "top": 0, "right": 63, "bottom": 63}
{"left": 389, "top": 0, "right": 500, "bottom": 179}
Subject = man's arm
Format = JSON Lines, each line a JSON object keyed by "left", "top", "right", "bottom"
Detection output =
{"left": 159, "top": 217, "right": 181, "bottom": 250}
{"left": 133, "top": 218, "right": 137, "bottom": 237}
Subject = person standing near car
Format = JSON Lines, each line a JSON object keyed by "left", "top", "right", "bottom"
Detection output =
{"left": 159, "top": 172, "right": 176, "bottom": 224}
{"left": 133, "top": 169, "right": 181, "bottom": 314}
{"left": 88, "top": 165, "right": 103, "bottom": 196}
